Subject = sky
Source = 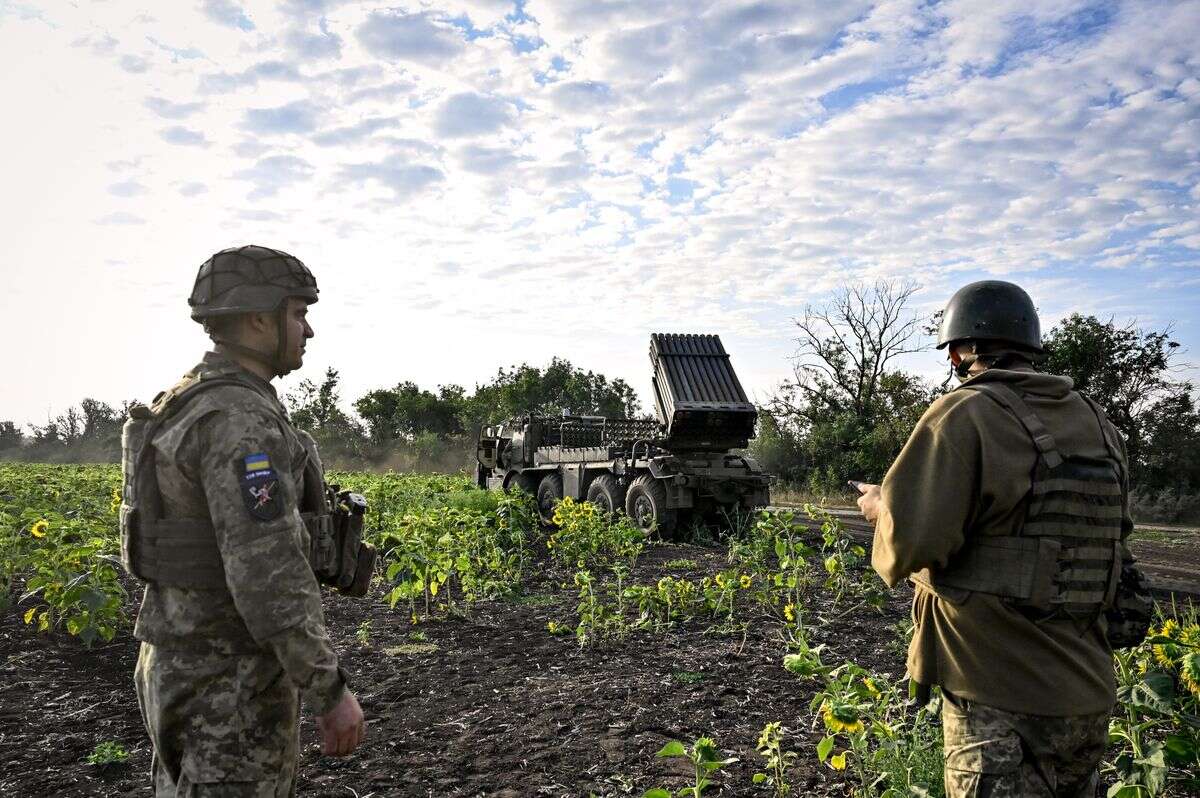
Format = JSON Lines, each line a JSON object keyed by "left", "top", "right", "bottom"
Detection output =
{"left": 1, "top": 0, "right": 1198, "bottom": 427}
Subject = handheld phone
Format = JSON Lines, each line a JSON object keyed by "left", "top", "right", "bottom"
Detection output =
{"left": 847, "top": 480, "right": 866, "bottom": 491}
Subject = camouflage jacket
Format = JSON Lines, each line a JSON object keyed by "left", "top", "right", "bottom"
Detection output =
{"left": 132, "top": 351, "right": 345, "bottom": 714}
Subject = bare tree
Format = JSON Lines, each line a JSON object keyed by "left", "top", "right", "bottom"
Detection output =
{"left": 772, "top": 280, "right": 927, "bottom": 427}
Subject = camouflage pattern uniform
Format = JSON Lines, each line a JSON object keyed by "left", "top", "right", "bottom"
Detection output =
{"left": 942, "top": 692, "right": 1109, "bottom": 797}
{"left": 133, "top": 351, "right": 345, "bottom": 797}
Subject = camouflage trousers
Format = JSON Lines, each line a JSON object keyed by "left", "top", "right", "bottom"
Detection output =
{"left": 134, "top": 643, "right": 300, "bottom": 798}
{"left": 941, "top": 691, "right": 1110, "bottom": 797}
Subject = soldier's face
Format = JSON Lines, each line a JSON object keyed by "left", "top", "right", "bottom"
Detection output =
{"left": 279, "top": 298, "right": 315, "bottom": 373}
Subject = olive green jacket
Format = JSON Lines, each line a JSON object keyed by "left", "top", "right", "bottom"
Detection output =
{"left": 872, "top": 367, "right": 1129, "bottom": 715}
{"left": 133, "top": 351, "right": 345, "bottom": 715}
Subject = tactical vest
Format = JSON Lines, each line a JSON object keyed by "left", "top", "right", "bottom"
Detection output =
{"left": 918, "top": 382, "right": 1126, "bottom": 620}
{"left": 119, "top": 373, "right": 330, "bottom": 589}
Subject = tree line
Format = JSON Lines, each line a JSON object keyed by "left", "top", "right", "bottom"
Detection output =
{"left": 4, "top": 282, "right": 1197, "bottom": 521}
{"left": 0, "top": 358, "right": 642, "bottom": 473}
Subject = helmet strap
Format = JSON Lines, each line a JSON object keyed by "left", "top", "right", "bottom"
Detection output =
{"left": 273, "top": 304, "right": 289, "bottom": 377}
{"left": 213, "top": 305, "right": 288, "bottom": 378}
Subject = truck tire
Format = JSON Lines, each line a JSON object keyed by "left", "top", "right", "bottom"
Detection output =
{"left": 585, "top": 474, "right": 625, "bottom": 516}
{"left": 625, "top": 474, "right": 675, "bottom": 537}
{"left": 504, "top": 471, "right": 537, "bottom": 495}
{"left": 536, "top": 473, "right": 564, "bottom": 526}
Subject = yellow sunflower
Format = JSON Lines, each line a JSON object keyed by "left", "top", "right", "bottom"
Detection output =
{"left": 1153, "top": 619, "right": 1181, "bottom": 669}
{"left": 30, "top": 519, "right": 49, "bottom": 538}
{"left": 739, "top": 574, "right": 753, "bottom": 589}
{"left": 1180, "top": 652, "right": 1200, "bottom": 700}
{"left": 784, "top": 603, "right": 795, "bottom": 622}
{"left": 821, "top": 701, "right": 864, "bottom": 734}
{"left": 715, "top": 574, "right": 728, "bottom": 589}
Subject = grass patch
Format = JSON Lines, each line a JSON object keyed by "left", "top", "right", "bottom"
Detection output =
{"left": 1131, "top": 527, "right": 1190, "bottom": 545}
{"left": 664, "top": 558, "right": 699, "bottom": 570}
{"left": 672, "top": 670, "right": 707, "bottom": 685}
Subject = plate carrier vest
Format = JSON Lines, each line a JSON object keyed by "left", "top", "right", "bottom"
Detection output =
{"left": 119, "top": 374, "right": 330, "bottom": 589}
{"left": 917, "top": 382, "right": 1127, "bottom": 621}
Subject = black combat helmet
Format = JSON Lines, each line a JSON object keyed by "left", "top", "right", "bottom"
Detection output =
{"left": 936, "top": 280, "right": 1042, "bottom": 353}
{"left": 189, "top": 245, "right": 318, "bottom": 321}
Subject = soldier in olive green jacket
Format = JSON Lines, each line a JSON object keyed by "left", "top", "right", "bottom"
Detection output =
{"left": 856, "top": 281, "right": 1131, "bottom": 798}
{"left": 125, "top": 246, "right": 365, "bottom": 797}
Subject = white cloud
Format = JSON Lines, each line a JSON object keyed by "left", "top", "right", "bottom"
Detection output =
{"left": 241, "top": 100, "right": 322, "bottom": 135}
{"left": 1, "top": 0, "right": 1198, "bottom": 427}
{"left": 199, "top": 0, "right": 255, "bottom": 31}
{"left": 160, "top": 126, "right": 210, "bottom": 146}
{"left": 434, "top": 92, "right": 514, "bottom": 137}
{"left": 355, "top": 10, "right": 466, "bottom": 65}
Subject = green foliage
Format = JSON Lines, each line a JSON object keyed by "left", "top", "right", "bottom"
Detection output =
{"left": 469, "top": 356, "right": 642, "bottom": 425}
{"left": 1042, "top": 313, "right": 1197, "bottom": 497}
{"left": 759, "top": 282, "right": 948, "bottom": 495}
{"left": 623, "top": 570, "right": 747, "bottom": 633}
{"left": 806, "top": 661, "right": 944, "bottom": 798}
{"left": 354, "top": 380, "right": 467, "bottom": 443}
{"left": 86, "top": 740, "right": 129, "bottom": 766}
{"left": 286, "top": 367, "right": 370, "bottom": 462}
{"left": 753, "top": 722, "right": 798, "bottom": 797}
{"left": 354, "top": 619, "right": 372, "bottom": 647}
{"left": 644, "top": 736, "right": 738, "bottom": 798}
{"left": 573, "top": 567, "right": 630, "bottom": 648}
{"left": 370, "top": 475, "right": 537, "bottom": 620}
{"left": 2, "top": 464, "right": 126, "bottom": 646}
{"left": 731, "top": 507, "right": 883, "bottom": 634}
{"left": 1105, "top": 603, "right": 1200, "bottom": 797}
{"left": 549, "top": 497, "right": 646, "bottom": 570}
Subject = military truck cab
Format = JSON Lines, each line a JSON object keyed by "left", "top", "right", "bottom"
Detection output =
{"left": 475, "top": 334, "right": 771, "bottom": 535}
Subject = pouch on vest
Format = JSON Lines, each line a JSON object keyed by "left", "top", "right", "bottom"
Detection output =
{"left": 305, "top": 467, "right": 376, "bottom": 598}
{"left": 925, "top": 382, "right": 1134, "bottom": 627}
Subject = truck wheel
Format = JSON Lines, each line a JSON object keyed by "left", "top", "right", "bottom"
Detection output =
{"left": 625, "top": 475, "right": 675, "bottom": 537}
{"left": 504, "top": 471, "right": 537, "bottom": 495}
{"left": 536, "top": 473, "right": 564, "bottom": 526}
{"left": 585, "top": 474, "right": 625, "bottom": 516}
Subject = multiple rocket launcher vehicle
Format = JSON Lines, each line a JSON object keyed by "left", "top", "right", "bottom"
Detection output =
{"left": 475, "top": 334, "right": 771, "bottom": 534}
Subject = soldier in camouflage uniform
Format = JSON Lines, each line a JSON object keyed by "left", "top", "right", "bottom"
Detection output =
{"left": 855, "top": 281, "right": 1132, "bottom": 797}
{"left": 124, "top": 246, "right": 365, "bottom": 797}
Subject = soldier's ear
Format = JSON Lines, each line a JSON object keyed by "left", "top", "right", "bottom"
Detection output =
{"left": 245, "top": 311, "right": 276, "bottom": 336}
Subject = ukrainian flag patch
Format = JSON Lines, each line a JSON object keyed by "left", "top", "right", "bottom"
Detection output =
{"left": 244, "top": 453, "right": 271, "bottom": 474}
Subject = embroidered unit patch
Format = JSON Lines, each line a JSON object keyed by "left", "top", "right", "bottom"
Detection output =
{"left": 237, "top": 454, "right": 282, "bottom": 522}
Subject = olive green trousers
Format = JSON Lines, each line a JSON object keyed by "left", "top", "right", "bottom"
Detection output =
{"left": 942, "top": 691, "right": 1110, "bottom": 797}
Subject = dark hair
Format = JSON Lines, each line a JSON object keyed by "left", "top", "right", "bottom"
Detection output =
{"left": 955, "top": 338, "right": 1042, "bottom": 368}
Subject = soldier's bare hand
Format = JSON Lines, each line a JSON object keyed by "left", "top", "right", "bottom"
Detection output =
{"left": 317, "top": 689, "right": 365, "bottom": 757}
{"left": 855, "top": 482, "right": 882, "bottom": 523}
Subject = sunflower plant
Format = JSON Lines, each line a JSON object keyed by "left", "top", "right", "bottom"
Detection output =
{"left": 1106, "top": 603, "right": 1200, "bottom": 797}
{"left": 806, "top": 662, "right": 943, "bottom": 798}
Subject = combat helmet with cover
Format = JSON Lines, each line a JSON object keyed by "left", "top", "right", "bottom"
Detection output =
{"left": 189, "top": 245, "right": 318, "bottom": 377}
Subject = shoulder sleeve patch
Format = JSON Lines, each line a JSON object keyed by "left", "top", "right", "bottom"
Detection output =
{"left": 237, "top": 453, "right": 283, "bottom": 522}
